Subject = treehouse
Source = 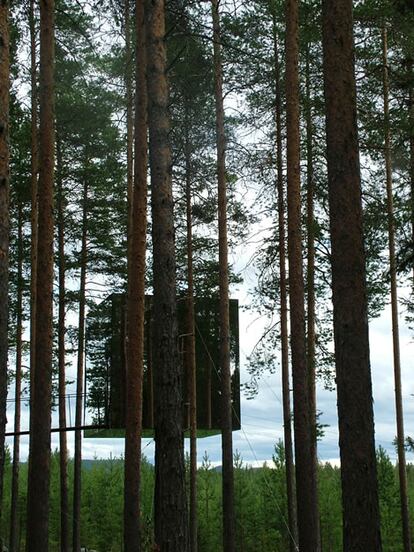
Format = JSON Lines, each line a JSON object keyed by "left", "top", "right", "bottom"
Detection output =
{"left": 84, "top": 293, "right": 240, "bottom": 438}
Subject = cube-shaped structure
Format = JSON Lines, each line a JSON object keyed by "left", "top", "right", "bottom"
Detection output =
{"left": 85, "top": 294, "right": 240, "bottom": 437}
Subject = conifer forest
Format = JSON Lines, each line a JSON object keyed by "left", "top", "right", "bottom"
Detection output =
{"left": 0, "top": 0, "right": 414, "bottom": 551}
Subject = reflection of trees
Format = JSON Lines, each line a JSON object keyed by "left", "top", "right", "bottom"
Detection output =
{"left": 85, "top": 294, "right": 240, "bottom": 434}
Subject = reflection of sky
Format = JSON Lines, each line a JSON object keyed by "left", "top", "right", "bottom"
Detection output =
{"left": 6, "top": 289, "right": 414, "bottom": 467}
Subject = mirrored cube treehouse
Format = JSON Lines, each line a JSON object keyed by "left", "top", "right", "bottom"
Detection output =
{"left": 85, "top": 294, "right": 240, "bottom": 438}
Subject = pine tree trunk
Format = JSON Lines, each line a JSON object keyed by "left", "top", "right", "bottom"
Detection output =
{"left": 382, "top": 26, "right": 412, "bottom": 552}
{"left": 73, "top": 175, "right": 88, "bottom": 552}
{"left": 410, "top": 77, "right": 414, "bottom": 287}
{"left": 272, "top": 19, "right": 298, "bottom": 552}
{"left": 9, "top": 206, "right": 23, "bottom": 552}
{"left": 0, "top": 0, "right": 10, "bottom": 528}
{"left": 57, "top": 137, "right": 69, "bottom": 552}
{"left": 0, "top": 0, "right": 9, "bottom": 523}
{"left": 285, "top": 0, "right": 320, "bottom": 549}
{"left": 26, "top": 0, "right": 55, "bottom": 548}
{"left": 211, "top": 2, "right": 236, "bottom": 550}
{"left": 124, "top": 0, "right": 147, "bottom": 549}
{"left": 321, "top": 1, "right": 382, "bottom": 549}
{"left": 125, "top": 0, "right": 134, "bottom": 276}
{"left": 304, "top": 45, "right": 320, "bottom": 544}
{"left": 146, "top": 0, "right": 189, "bottom": 549}
{"left": 27, "top": 0, "right": 38, "bottom": 519}
{"left": 28, "top": 0, "right": 38, "bottom": 451}
{"left": 184, "top": 115, "right": 198, "bottom": 552}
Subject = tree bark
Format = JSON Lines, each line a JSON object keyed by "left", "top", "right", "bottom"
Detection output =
{"left": 28, "top": 0, "right": 38, "bottom": 455}
{"left": 125, "top": 0, "right": 134, "bottom": 278}
{"left": 211, "top": 2, "right": 236, "bottom": 551}
{"left": 304, "top": 45, "right": 320, "bottom": 545}
{"left": 272, "top": 18, "right": 298, "bottom": 552}
{"left": 146, "top": 0, "right": 189, "bottom": 549}
{"left": 57, "top": 137, "right": 69, "bottom": 552}
{"left": 285, "top": 0, "right": 320, "bottom": 549}
{"left": 26, "top": 0, "right": 55, "bottom": 548}
{"left": 0, "top": 0, "right": 9, "bottom": 524}
{"left": 382, "top": 26, "right": 412, "bottom": 552}
{"left": 124, "top": 0, "right": 147, "bottom": 549}
{"left": 27, "top": 0, "right": 38, "bottom": 522}
{"left": 321, "top": 1, "right": 382, "bottom": 549}
{"left": 9, "top": 206, "right": 23, "bottom": 552}
{"left": 409, "top": 74, "right": 414, "bottom": 287}
{"left": 184, "top": 114, "right": 198, "bottom": 552}
{"left": 73, "top": 175, "right": 88, "bottom": 552}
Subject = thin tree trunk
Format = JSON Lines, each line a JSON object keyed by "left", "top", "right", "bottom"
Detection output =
{"left": 272, "top": 18, "right": 298, "bottom": 552}
{"left": 147, "top": 317, "right": 154, "bottom": 429}
{"left": 73, "top": 175, "right": 88, "bottom": 552}
{"left": 28, "top": 0, "right": 38, "bottom": 453}
{"left": 9, "top": 206, "right": 23, "bottom": 552}
{"left": 321, "top": 1, "right": 382, "bottom": 549}
{"left": 410, "top": 77, "right": 414, "bottom": 287}
{"left": 304, "top": 45, "right": 320, "bottom": 545}
{"left": 125, "top": 0, "right": 134, "bottom": 275}
{"left": 57, "top": 137, "right": 69, "bottom": 552}
{"left": 27, "top": 0, "right": 38, "bottom": 522}
{"left": 26, "top": 8, "right": 38, "bottom": 545}
{"left": 26, "top": 0, "right": 55, "bottom": 548}
{"left": 184, "top": 115, "right": 198, "bottom": 552}
{"left": 285, "top": 0, "right": 320, "bottom": 549}
{"left": 0, "top": 0, "right": 10, "bottom": 524}
{"left": 124, "top": 0, "right": 147, "bottom": 549}
{"left": 207, "top": 358, "right": 212, "bottom": 430}
{"left": 382, "top": 26, "right": 412, "bottom": 552}
{"left": 146, "top": 0, "right": 189, "bottom": 549}
{"left": 211, "top": 2, "right": 235, "bottom": 550}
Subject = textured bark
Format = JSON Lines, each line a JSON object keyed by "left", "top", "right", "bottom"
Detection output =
{"left": 304, "top": 46, "right": 320, "bottom": 545}
{"left": 321, "top": 1, "right": 382, "bottom": 549}
{"left": 73, "top": 176, "right": 88, "bottom": 552}
{"left": 28, "top": 0, "right": 38, "bottom": 451}
{"left": 211, "top": 2, "right": 235, "bottom": 551}
{"left": 382, "top": 27, "right": 412, "bottom": 552}
{"left": 27, "top": 0, "right": 38, "bottom": 519}
{"left": 272, "top": 20, "right": 298, "bottom": 552}
{"left": 57, "top": 138, "right": 69, "bottom": 552}
{"left": 9, "top": 207, "right": 23, "bottom": 552}
{"left": 285, "top": 0, "right": 320, "bottom": 549}
{"left": 184, "top": 118, "right": 198, "bottom": 552}
{"left": 0, "top": 0, "right": 9, "bottom": 521}
{"left": 146, "top": 0, "right": 189, "bottom": 549}
{"left": 124, "top": 0, "right": 147, "bottom": 549}
{"left": 125, "top": 0, "right": 134, "bottom": 277}
{"left": 26, "top": 0, "right": 55, "bottom": 548}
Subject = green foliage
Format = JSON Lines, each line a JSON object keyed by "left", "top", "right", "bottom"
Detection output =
{"left": 0, "top": 445, "right": 412, "bottom": 550}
